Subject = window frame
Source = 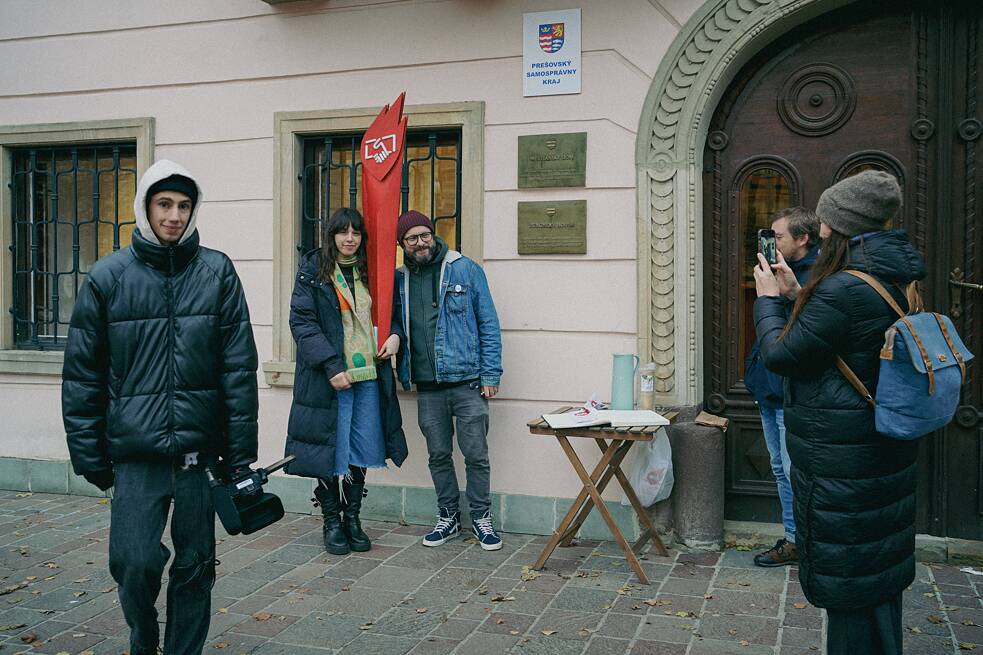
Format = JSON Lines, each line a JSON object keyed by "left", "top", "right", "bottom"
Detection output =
{"left": 0, "top": 117, "right": 154, "bottom": 375}
{"left": 263, "top": 102, "right": 484, "bottom": 387}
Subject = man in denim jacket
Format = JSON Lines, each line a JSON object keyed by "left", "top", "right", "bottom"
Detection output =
{"left": 395, "top": 211, "right": 504, "bottom": 550}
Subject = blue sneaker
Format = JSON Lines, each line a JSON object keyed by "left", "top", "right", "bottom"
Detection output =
{"left": 422, "top": 507, "right": 460, "bottom": 547}
{"left": 471, "top": 510, "right": 503, "bottom": 551}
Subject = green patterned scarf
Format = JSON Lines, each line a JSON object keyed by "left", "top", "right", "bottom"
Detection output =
{"left": 333, "top": 255, "right": 377, "bottom": 383}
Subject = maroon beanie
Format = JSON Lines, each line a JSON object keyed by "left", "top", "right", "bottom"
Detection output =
{"left": 396, "top": 210, "right": 434, "bottom": 243}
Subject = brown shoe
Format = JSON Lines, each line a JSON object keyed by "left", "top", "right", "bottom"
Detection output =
{"left": 753, "top": 538, "right": 797, "bottom": 567}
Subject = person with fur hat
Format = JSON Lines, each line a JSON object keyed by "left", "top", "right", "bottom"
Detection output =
{"left": 394, "top": 210, "right": 504, "bottom": 551}
{"left": 62, "top": 159, "right": 259, "bottom": 655}
{"left": 752, "top": 170, "right": 924, "bottom": 654}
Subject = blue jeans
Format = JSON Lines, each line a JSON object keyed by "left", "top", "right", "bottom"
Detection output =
{"left": 760, "top": 406, "right": 795, "bottom": 543}
{"left": 417, "top": 381, "right": 491, "bottom": 521}
{"left": 334, "top": 380, "right": 386, "bottom": 476}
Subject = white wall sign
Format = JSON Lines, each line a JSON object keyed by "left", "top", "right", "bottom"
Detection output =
{"left": 522, "top": 8, "right": 581, "bottom": 97}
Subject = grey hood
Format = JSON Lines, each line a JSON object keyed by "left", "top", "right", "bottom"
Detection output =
{"left": 133, "top": 159, "right": 204, "bottom": 245}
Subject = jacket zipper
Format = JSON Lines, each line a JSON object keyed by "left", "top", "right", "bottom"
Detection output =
{"left": 167, "top": 248, "right": 176, "bottom": 455}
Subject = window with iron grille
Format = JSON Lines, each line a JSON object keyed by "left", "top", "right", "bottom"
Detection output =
{"left": 300, "top": 129, "right": 461, "bottom": 264}
{"left": 10, "top": 144, "right": 137, "bottom": 349}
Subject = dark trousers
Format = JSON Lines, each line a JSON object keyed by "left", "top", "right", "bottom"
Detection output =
{"left": 109, "top": 460, "right": 216, "bottom": 655}
{"left": 826, "top": 593, "right": 902, "bottom": 655}
{"left": 417, "top": 382, "right": 491, "bottom": 520}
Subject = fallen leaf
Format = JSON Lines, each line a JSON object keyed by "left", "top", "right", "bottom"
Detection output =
{"left": 218, "top": 608, "right": 228, "bottom": 614}
{"left": 212, "top": 642, "right": 229, "bottom": 649}
{"left": 0, "top": 582, "right": 27, "bottom": 595}
{"left": 0, "top": 623, "right": 26, "bottom": 631}
{"left": 98, "top": 499, "right": 109, "bottom": 505}
{"left": 24, "top": 576, "right": 37, "bottom": 581}
{"left": 99, "top": 586, "right": 116, "bottom": 593}
{"left": 73, "top": 633, "right": 86, "bottom": 637}
{"left": 73, "top": 591, "right": 87, "bottom": 598}
{"left": 739, "top": 640, "right": 750, "bottom": 646}
{"left": 19, "top": 634, "right": 37, "bottom": 644}
{"left": 496, "top": 618, "right": 505, "bottom": 624}
{"left": 73, "top": 577, "right": 91, "bottom": 583}
{"left": 963, "top": 619, "right": 979, "bottom": 626}
{"left": 15, "top": 492, "right": 32, "bottom": 498}
{"left": 341, "top": 586, "right": 350, "bottom": 592}
{"left": 509, "top": 630, "right": 519, "bottom": 635}
{"left": 704, "top": 594, "right": 713, "bottom": 600}
{"left": 928, "top": 614, "right": 944, "bottom": 624}
{"left": 491, "top": 595, "right": 515, "bottom": 602}
{"left": 675, "top": 611, "right": 694, "bottom": 618}
{"left": 960, "top": 644, "right": 977, "bottom": 651}
{"left": 253, "top": 612, "right": 272, "bottom": 621}
{"left": 45, "top": 563, "right": 59, "bottom": 569}
{"left": 359, "top": 623, "right": 373, "bottom": 630}
{"left": 417, "top": 608, "right": 428, "bottom": 614}
{"left": 541, "top": 630, "right": 557, "bottom": 636}
{"left": 909, "top": 626, "right": 923, "bottom": 634}
{"left": 793, "top": 603, "right": 806, "bottom": 609}
{"left": 577, "top": 628, "right": 596, "bottom": 637}
{"left": 81, "top": 651, "right": 95, "bottom": 655}
{"left": 462, "top": 538, "right": 480, "bottom": 545}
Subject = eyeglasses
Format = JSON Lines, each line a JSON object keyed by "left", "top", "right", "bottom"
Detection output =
{"left": 403, "top": 232, "right": 433, "bottom": 246}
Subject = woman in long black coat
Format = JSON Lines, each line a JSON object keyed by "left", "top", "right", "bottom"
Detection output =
{"left": 753, "top": 170, "right": 924, "bottom": 654}
{"left": 285, "top": 207, "right": 407, "bottom": 555}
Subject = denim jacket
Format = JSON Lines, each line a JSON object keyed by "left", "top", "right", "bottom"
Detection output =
{"left": 396, "top": 250, "right": 503, "bottom": 390}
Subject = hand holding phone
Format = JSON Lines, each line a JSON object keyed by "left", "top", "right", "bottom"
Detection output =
{"left": 757, "top": 229, "right": 777, "bottom": 265}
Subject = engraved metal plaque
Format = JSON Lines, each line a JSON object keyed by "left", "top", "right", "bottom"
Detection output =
{"left": 517, "top": 200, "right": 586, "bottom": 254}
{"left": 517, "top": 132, "right": 587, "bottom": 188}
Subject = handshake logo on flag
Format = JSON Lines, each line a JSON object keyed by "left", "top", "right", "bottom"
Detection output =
{"left": 364, "top": 134, "right": 398, "bottom": 164}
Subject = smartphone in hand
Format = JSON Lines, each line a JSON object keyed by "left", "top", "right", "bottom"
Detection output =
{"left": 757, "top": 229, "right": 777, "bottom": 265}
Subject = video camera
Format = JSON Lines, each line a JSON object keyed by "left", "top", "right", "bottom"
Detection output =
{"left": 205, "top": 455, "right": 295, "bottom": 536}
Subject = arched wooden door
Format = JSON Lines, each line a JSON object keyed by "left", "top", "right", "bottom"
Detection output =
{"left": 703, "top": 0, "right": 983, "bottom": 539}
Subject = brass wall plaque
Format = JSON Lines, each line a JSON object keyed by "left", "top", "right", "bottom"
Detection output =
{"left": 517, "top": 200, "right": 586, "bottom": 254}
{"left": 517, "top": 132, "right": 587, "bottom": 188}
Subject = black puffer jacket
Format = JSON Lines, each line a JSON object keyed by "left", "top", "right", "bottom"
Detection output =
{"left": 62, "top": 229, "right": 259, "bottom": 480}
{"left": 754, "top": 230, "right": 925, "bottom": 610}
{"left": 284, "top": 251, "right": 407, "bottom": 478}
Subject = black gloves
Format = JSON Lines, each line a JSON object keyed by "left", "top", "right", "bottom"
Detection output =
{"left": 84, "top": 468, "right": 114, "bottom": 491}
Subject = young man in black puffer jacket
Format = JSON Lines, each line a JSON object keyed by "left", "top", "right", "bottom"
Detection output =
{"left": 62, "top": 159, "right": 258, "bottom": 655}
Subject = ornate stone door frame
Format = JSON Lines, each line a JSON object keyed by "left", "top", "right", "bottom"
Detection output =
{"left": 635, "top": 0, "right": 856, "bottom": 406}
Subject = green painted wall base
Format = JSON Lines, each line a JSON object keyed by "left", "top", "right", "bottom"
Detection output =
{"left": 0, "top": 457, "right": 641, "bottom": 541}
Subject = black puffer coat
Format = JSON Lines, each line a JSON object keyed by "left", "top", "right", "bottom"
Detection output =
{"left": 62, "top": 229, "right": 259, "bottom": 480}
{"left": 284, "top": 252, "right": 407, "bottom": 478}
{"left": 754, "top": 230, "right": 925, "bottom": 610}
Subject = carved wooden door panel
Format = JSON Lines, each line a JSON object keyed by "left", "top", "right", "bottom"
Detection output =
{"left": 704, "top": 1, "right": 983, "bottom": 537}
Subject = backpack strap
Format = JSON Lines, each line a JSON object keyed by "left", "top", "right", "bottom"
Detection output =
{"left": 834, "top": 356, "right": 876, "bottom": 407}
{"left": 843, "top": 270, "right": 907, "bottom": 318}
{"left": 899, "top": 316, "right": 936, "bottom": 394}
{"left": 933, "top": 312, "right": 968, "bottom": 384}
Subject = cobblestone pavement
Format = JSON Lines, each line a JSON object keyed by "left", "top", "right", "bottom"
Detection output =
{"left": 0, "top": 491, "right": 981, "bottom": 654}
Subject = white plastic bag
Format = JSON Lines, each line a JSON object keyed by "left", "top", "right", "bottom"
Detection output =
{"left": 623, "top": 428, "right": 674, "bottom": 507}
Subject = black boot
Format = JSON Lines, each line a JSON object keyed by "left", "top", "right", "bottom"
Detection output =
{"left": 342, "top": 479, "right": 371, "bottom": 552}
{"left": 313, "top": 479, "right": 350, "bottom": 555}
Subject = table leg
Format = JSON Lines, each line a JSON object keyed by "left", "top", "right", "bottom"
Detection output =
{"left": 596, "top": 438, "right": 670, "bottom": 557}
{"left": 532, "top": 435, "right": 622, "bottom": 572}
{"left": 555, "top": 436, "right": 650, "bottom": 585}
{"left": 558, "top": 439, "right": 631, "bottom": 546}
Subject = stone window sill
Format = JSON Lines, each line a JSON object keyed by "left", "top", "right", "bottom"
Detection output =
{"left": 0, "top": 350, "right": 64, "bottom": 375}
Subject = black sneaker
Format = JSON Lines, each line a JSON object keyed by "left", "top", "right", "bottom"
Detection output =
{"left": 753, "top": 538, "right": 797, "bottom": 567}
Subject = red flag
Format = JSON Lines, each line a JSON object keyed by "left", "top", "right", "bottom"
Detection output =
{"left": 361, "top": 92, "right": 407, "bottom": 350}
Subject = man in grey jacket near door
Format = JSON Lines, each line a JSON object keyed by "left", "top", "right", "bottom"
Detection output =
{"left": 394, "top": 210, "right": 504, "bottom": 551}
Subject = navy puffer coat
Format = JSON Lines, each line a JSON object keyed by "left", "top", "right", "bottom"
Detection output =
{"left": 753, "top": 230, "right": 925, "bottom": 610}
{"left": 284, "top": 251, "right": 407, "bottom": 478}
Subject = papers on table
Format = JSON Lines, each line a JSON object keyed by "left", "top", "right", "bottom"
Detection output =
{"left": 542, "top": 397, "right": 670, "bottom": 430}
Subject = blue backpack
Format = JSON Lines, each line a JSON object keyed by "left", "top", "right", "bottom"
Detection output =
{"left": 835, "top": 270, "right": 974, "bottom": 440}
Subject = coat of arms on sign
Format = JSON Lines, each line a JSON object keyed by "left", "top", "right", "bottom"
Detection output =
{"left": 539, "top": 23, "right": 565, "bottom": 53}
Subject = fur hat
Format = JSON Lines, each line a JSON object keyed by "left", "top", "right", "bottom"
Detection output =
{"left": 816, "top": 170, "right": 901, "bottom": 237}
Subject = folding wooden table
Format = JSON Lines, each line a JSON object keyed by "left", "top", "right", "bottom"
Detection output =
{"left": 526, "top": 407, "right": 676, "bottom": 584}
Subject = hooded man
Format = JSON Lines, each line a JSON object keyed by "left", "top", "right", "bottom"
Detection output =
{"left": 62, "top": 159, "right": 258, "bottom": 655}
{"left": 394, "top": 211, "right": 504, "bottom": 551}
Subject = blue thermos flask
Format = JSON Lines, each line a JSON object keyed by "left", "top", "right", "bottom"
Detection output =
{"left": 610, "top": 353, "right": 639, "bottom": 410}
